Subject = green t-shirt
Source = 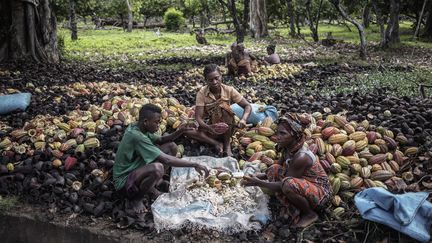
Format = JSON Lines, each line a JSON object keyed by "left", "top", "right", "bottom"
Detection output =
{"left": 113, "top": 123, "right": 161, "bottom": 190}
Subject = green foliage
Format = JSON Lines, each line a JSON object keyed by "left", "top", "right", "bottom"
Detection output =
{"left": 267, "top": 0, "right": 288, "bottom": 24}
{"left": 183, "top": 0, "right": 201, "bottom": 18}
{"left": 140, "top": 0, "right": 171, "bottom": 19}
{"left": 102, "top": 0, "right": 128, "bottom": 18}
{"left": 164, "top": 8, "right": 186, "bottom": 31}
{"left": 52, "top": 0, "right": 69, "bottom": 22}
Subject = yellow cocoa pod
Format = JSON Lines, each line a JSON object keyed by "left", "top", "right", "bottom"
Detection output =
{"left": 247, "top": 141, "right": 262, "bottom": 150}
{"left": 331, "top": 177, "right": 341, "bottom": 194}
{"left": 332, "top": 195, "right": 342, "bottom": 206}
{"left": 172, "top": 120, "right": 182, "bottom": 129}
{"left": 261, "top": 117, "right": 273, "bottom": 128}
{"left": 404, "top": 147, "right": 419, "bottom": 156}
{"left": 349, "top": 131, "right": 366, "bottom": 142}
{"left": 258, "top": 127, "right": 274, "bottom": 137}
{"left": 262, "top": 141, "right": 276, "bottom": 149}
{"left": 264, "top": 150, "right": 277, "bottom": 159}
{"left": 253, "top": 134, "right": 270, "bottom": 143}
{"left": 336, "top": 156, "right": 350, "bottom": 169}
{"left": 329, "top": 134, "right": 348, "bottom": 144}
{"left": 333, "top": 207, "right": 345, "bottom": 218}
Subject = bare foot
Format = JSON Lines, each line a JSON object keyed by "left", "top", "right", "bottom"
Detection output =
{"left": 148, "top": 187, "right": 163, "bottom": 200}
{"left": 156, "top": 179, "right": 170, "bottom": 192}
{"left": 214, "top": 142, "right": 223, "bottom": 156}
{"left": 128, "top": 198, "right": 146, "bottom": 214}
{"left": 294, "top": 211, "right": 318, "bottom": 228}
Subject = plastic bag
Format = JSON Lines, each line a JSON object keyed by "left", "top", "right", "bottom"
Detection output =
{"left": 231, "top": 103, "right": 278, "bottom": 125}
{"left": 355, "top": 187, "right": 432, "bottom": 242}
{"left": 0, "top": 93, "right": 32, "bottom": 115}
{"left": 151, "top": 156, "right": 270, "bottom": 234}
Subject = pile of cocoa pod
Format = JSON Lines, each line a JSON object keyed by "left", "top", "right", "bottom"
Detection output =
{"left": 1, "top": 63, "right": 431, "bottom": 227}
{"left": 236, "top": 112, "right": 426, "bottom": 220}
{"left": 0, "top": 87, "right": 196, "bottom": 215}
{"left": 234, "top": 117, "right": 278, "bottom": 173}
{"left": 185, "top": 63, "right": 303, "bottom": 84}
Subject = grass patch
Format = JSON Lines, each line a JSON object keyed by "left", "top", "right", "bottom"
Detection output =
{"left": 59, "top": 21, "right": 432, "bottom": 71}
{"left": 274, "top": 21, "right": 432, "bottom": 48}
{"left": 0, "top": 196, "right": 18, "bottom": 211}
{"left": 319, "top": 69, "right": 432, "bottom": 97}
{"left": 59, "top": 27, "right": 237, "bottom": 60}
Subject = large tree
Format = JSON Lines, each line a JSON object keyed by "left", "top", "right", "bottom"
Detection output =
{"left": 304, "top": 0, "right": 319, "bottom": 42}
{"left": 362, "top": 1, "right": 371, "bottom": 28}
{"left": 0, "top": 0, "right": 59, "bottom": 63}
{"left": 69, "top": 0, "right": 78, "bottom": 40}
{"left": 384, "top": 0, "right": 400, "bottom": 46}
{"left": 371, "top": 0, "right": 386, "bottom": 47}
{"left": 249, "top": 0, "right": 268, "bottom": 38}
{"left": 218, "top": 0, "right": 245, "bottom": 43}
{"left": 125, "top": 0, "right": 133, "bottom": 31}
{"left": 286, "top": 0, "right": 296, "bottom": 37}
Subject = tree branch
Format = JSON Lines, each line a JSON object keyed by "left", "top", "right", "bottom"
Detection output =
{"left": 331, "top": 0, "right": 367, "bottom": 59}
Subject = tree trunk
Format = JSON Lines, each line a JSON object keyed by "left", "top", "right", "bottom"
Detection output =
{"left": 305, "top": 0, "right": 319, "bottom": 42}
{"left": 286, "top": 0, "right": 296, "bottom": 37}
{"left": 249, "top": 0, "right": 267, "bottom": 38}
{"left": 69, "top": 0, "right": 78, "bottom": 41}
{"left": 363, "top": 2, "right": 371, "bottom": 28}
{"left": 199, "top": 0, "right": 209, "bottom": 27}
{"left": 222, "top": 4, "right": 230, "bottom": 29}
{"left": 384, "top": 0, "right": 400, "bottom": 46}
{"left": 204, "top": 1, "right": 212, "bottom": 27}
{"left": 424, "top": 3, "right": 432, "bottom": 38}
{"left": 371, "top": 0, "right": 385, "bottom": 47}
{"left": 200, "top": 13, "right": 205, "bottom": 28}
{"left": 125, "top": 0, "right": 133, "bottom": 32}
{"left": 295, "top": 14, "right": 301, "bottom": 35}
{"left": 315, "top": 0, "right": 324, "bottom": 37}
{"left": 191, "top": 16, "right": 195, "bottom": 28}
{"left": 218, "top": 0, "right": 244, "bottom": 43}
{"left": 243, "top": 0, "right": 250, "bottom": 35}
{"left": 414, "top": 0, "right": 428, "bottom": 38}
{"left": 331, "top": 0, "right": 367, "bottom": 59}
{"left": 0, "top": 0, "right": 59, "bottom": 63}
{"left": 144, "top": 16, "right": 148, "bottom": 28}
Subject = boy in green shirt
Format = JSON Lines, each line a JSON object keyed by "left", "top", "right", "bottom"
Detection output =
{"left": 114, "top": 104, "right": 209, "bottom": 213}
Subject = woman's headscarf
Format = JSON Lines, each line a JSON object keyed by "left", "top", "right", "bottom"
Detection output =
{"left": 277, "top": 113, "right": 311, "bottom": 154}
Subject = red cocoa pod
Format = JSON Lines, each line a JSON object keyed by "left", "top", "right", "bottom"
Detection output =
{"left": 213, "top": 122, "right": 229, "bottom": 134}
{"left": 64, "top": 156, "right": 78, "bottom": 171}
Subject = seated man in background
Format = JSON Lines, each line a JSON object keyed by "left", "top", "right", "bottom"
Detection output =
{"left": 113, "top": 104, "right": 209, "bottom": 214}
{"left": 234, "top": 43, "right": 258, "bottom": 76}
{"left": 264, "top": 44, "right": 281, "bottom": 65}
{"left": 184, "top": 64, "right": 252, "bottom": 157}
{"left": 226, "top": 42, "right": 238, "bottom": 76}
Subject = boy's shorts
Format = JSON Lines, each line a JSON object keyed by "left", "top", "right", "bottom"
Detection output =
{"left": 119, "top": 169, "right": 140, "bottom": 198}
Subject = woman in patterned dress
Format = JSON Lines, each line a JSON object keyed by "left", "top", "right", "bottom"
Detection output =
{"left": 243, "top": 113, "right": 332, "bottom": 228}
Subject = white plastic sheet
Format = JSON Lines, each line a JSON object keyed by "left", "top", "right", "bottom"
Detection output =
{"left": 151, "top": 156, "right": 270, "bottom": 234}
